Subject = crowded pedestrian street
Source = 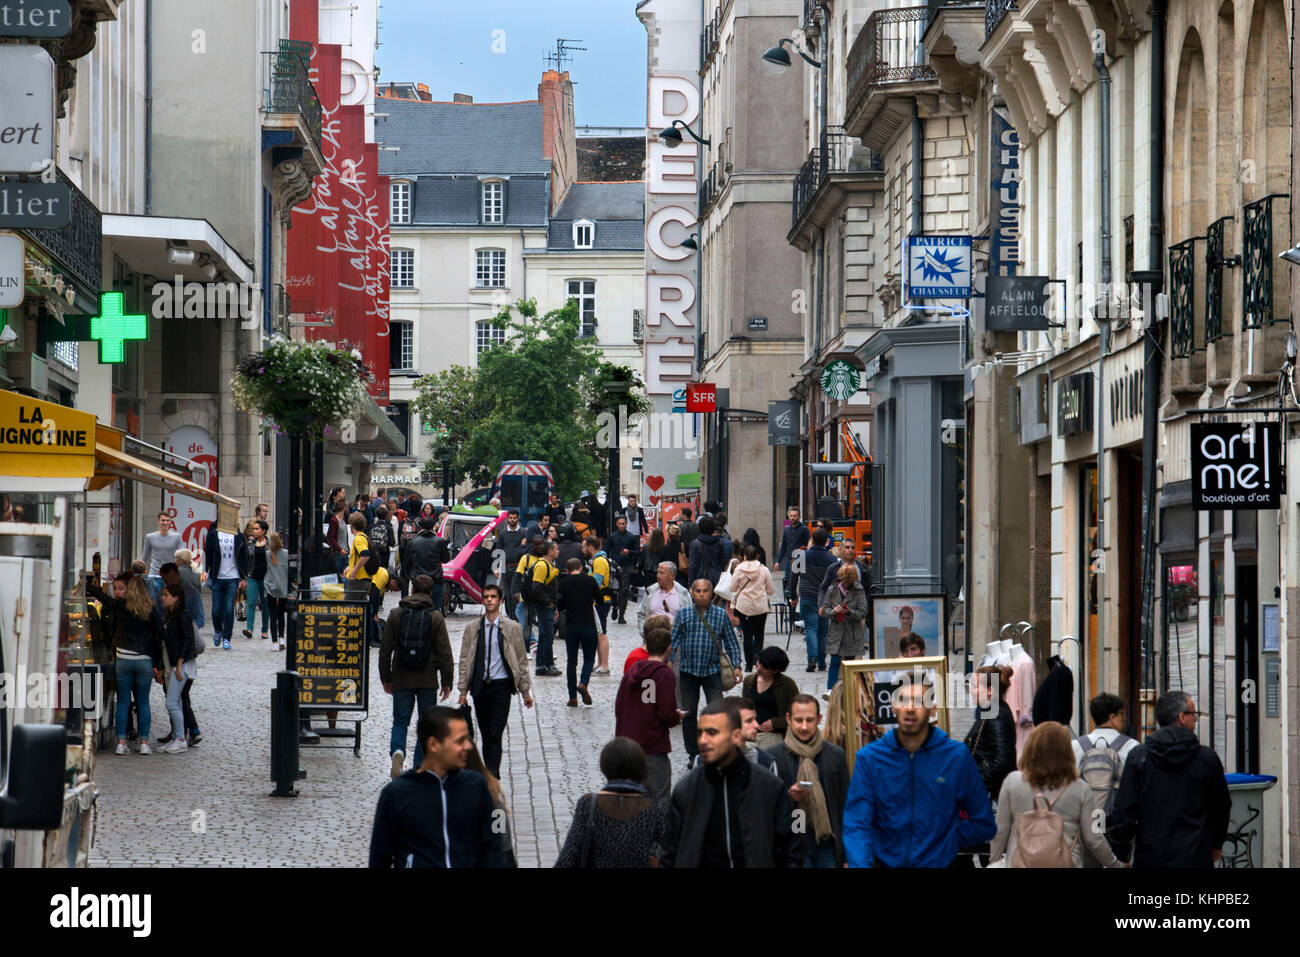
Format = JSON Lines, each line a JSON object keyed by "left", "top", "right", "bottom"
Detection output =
{"left": 87, "top": 600, "right": 825, "bottom": 868}
{"left": 0, "top": 0, "right": 1292, "bottom": 939}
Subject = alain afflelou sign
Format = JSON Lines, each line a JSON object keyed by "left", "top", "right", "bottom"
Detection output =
{"left": 1191, "top": 421, "right": 1281, "bottom": 511}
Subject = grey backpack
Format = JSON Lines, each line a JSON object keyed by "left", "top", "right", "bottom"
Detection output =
{"left": 1077, "top": 732, "right": 1132, "bottom": 819}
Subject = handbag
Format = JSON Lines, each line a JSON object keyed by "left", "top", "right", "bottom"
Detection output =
{"left": 714, "top": 561, "right": 738, "bottom": 603}
{"left": 235, "top": 597, "right": 247, "bottom": 621}
{"left": 696, "top": 610, "right": 736, "bottom": 691}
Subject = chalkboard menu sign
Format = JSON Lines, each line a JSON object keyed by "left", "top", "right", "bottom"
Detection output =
{"left": 293, "top": 601, "right": 369, "bottom": 711}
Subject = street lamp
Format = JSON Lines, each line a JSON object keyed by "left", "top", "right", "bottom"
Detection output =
{"left": 603, "top": 379, "right": 633, "bottom": 532}
{"left": 761, "top": 37, "right": 822, "bottom": 74}
{"left": 1280, "top": 243, "right": 1300, "bottom": 266}
{"left": 439, "top": 449, "right": 453, "bottom": 510}
{"left": 658, "top": 119, "right": 711, "bottom": 148}
{"left": 681, "top": 233, "right": 699, "bottom": 252}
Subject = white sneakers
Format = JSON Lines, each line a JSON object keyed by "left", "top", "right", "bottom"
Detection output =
{"left": 159, "top": 738, "right": 188, "bottom": 754}
{"left": 390, "top": 750, "right": 405, "bottom": 780}
{"left": 116, "top": 742, "right": 130, "bottom": 755}
{"left": 138, "top": 741, "right": 152, "bottom": 755}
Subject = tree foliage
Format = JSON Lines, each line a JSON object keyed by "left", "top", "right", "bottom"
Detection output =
{"left": 411, "top": 298, "right": 648, "bottom": 497}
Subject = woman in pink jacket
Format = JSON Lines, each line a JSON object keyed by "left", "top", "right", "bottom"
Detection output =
{"left": 726, "top": 545, "right": 776, "bottom": 671}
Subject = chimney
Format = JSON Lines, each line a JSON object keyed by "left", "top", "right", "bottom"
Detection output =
{"left": 539, "top": 70, "right": 577, "bottom": 215}
{"left": 418, "top": 82, "right": 431, "bottom": 101}
{"left": 453, "top": 93, "right": 473, "bottom": 104}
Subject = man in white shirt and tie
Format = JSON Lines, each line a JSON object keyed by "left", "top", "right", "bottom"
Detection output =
{"left": 458, "top": 584, "right": 533, "bottom": 777}
{"left": 636, "top": 562, "right": 691, "bottom": 632}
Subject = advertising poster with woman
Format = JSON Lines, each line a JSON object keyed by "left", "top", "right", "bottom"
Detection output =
{"left": 872, "top": 596, "right": 946, "bottom": 658}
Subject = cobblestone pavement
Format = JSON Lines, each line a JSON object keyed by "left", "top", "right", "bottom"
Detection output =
{"left": 88, "top": 592, "right": 850, "bottom": 867}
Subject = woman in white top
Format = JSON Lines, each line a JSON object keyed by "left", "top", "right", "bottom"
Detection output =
{"left": 725, "top": 545, "right": 776, "bottom": 672}
{"left": 990, "top": 721, "right": 1126, "bottom": 868}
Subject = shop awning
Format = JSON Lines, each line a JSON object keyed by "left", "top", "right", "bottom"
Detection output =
{"left": 808, "top": 462, "right": 858, "bottom": 476}
{"left": 323, "top": 391, "right": 406, "bottom": 455}
{"left": 91, "top": 426, "right": 241, "bottom": 531}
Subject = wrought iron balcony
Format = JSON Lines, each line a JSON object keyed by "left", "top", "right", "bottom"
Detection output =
{"left": 848, "top": 6, "right": 937, "bottom": 107}
{"left": 1203, "top": 215, "right": 1234, "bottom": 344}
{"left": 13, "top": 166, "right": 102, "bottom": 296}
{"left": 791, "top": 127, "right": 884, "bottom": 232}
{"left": 985, "top": 0, "right": 1016, "bottom": 36}
{"left": 1168, "top": 237, "right": 1202, "bottom": 359}
{"left": 804, "top": 0, "right": 824, "bottom": 33}
{"left": 700, "top": 9, "right": 721, "bottom": 69}
{"left": 264, "top": 39, "right": 322, "bottom": 151}
{"left": 1242, "top": 193, "right": 1289, "bottom": 330}
{"left": 928, "top": 0, "right": 985, "bottom": 22}
{"left": 699, "top": 161, "right": 721, "bottom": 212}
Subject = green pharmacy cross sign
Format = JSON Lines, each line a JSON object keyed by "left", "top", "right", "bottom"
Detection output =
{"left": 45, "top": 291, "right": 150, "bottom": 364}
{"left": 86, "top": 292, "right": 147, "bottom": 363}
{"left": 820, "top": 360, "right": 861, "bottom": 401}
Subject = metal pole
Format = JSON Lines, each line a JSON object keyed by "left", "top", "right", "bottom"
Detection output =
{"left": 1095, "top": 43, "right": 1112, "bottom": 702}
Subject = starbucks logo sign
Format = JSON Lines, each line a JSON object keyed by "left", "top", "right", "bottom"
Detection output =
{"left": 820, "top": 360, "right": 861, "bottom": 401}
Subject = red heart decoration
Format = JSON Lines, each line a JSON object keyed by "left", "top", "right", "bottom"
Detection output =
{"left": 646, "top": 474, "right": 665, "bottom": 492}
{"left": 649, "top": 495, "right": 661, "bottom": 505}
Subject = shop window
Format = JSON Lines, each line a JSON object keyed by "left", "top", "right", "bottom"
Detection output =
{"left": 1164, "top": 560, "right": 1199, "bottom": 703}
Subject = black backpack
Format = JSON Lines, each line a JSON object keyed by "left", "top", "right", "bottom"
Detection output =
{"left": 529, "top": 560, "right": 558, "bottom": 605}
{"left": 394, "top": 605, "right": 433, "bottom": 670}
{"left": 368, "top": 518, "right": 391, "bottom": 553}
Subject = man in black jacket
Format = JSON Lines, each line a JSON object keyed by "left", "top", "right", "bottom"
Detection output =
{"left": 543, "top": 493, "right": 567, "bottom": 527}
{"left": 402, "top": 517, "right": 451, "bottom": 610}
{"left": 497, "top": 509, "right": 528, "bottom": 618}
{"left": 658, "top": 700, "right": 802, "bottom": 868}
{"left": 677, "top": 507, "right": 699, "bottom": 548}
{"left": 368, "top": 706, "right": 508, "bottom": 868}
{"left": 203, "top": 523, "right": 247, "bottom": 650}
{"left": 1107, "top": 689, "right": 1230, "bottom": 868}
{"left": 606, "top": 515, "right": 640, "bottom": 623}
{"left": 380, "top": 575, "right": 455, "bottom": 779}
{"left": 765, "top": 694, "right": 849, "bottom": 867}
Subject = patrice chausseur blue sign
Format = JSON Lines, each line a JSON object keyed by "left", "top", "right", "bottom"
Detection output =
{"left": 907, "top": 235, "right": 972, "bottom": 299}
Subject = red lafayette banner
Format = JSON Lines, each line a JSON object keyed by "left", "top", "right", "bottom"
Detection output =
{"left": 287, "top": 2, "right": 389, "bottom": 405}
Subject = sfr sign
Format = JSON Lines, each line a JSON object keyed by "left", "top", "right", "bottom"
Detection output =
{"left": 685, "top": 382, "right": 715, "bottom": 413}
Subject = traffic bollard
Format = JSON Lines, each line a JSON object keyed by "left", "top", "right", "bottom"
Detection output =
{"left": 270, "top": 670, "right": 306, "bottom": 797}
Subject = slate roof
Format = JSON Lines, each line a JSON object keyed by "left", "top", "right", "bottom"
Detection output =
{"left": 377, "top": 98, "right": 552, "bottom": 227}
{"left": 546, "top": 182, "right": 645, "bottom": 251}
{"left": 376, "top": 98, "right": 551, "bottom": 176}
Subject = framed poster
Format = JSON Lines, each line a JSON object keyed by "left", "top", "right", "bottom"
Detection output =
{"left": 841, "top": 656, "right": 949, "bottom": 773}
{"left": 872, "top": 595, "right": 946, "bottom": 658}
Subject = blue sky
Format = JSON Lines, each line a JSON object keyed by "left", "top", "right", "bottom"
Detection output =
{"left": 377, "top": 0, "right": 648, "bottom": 126}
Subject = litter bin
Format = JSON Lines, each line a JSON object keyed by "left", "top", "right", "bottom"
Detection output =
{"left": 1219, "top": 773, "right": 1276, "bottom": 868}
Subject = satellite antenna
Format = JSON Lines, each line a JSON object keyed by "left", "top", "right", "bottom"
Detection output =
{"left": 545, "top": 38, "right": 586, "bottom": 73}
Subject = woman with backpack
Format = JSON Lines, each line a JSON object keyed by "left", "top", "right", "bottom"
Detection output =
{"left": 158, "top": 583, "right": 200, "bottom": 753}
{"left": 989, "top": 721, "right": 1126, "bottom": 868}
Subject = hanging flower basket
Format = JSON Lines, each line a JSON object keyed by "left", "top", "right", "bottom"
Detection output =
{"left": 232, "top": 339, "right": 373, "bottom": 440}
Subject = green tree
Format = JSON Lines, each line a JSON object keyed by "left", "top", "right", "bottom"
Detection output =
{"left": 411, "top": 298, "right": 647, "bottom": 497}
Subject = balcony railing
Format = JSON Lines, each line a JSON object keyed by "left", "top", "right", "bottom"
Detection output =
{"left": 1203, "top": 215, "right": 1232, "bottom": 344}
{"left": 1168, "top": 237, "right": 1201, "bottom": 359}
{"left": 1242, "top": 193, "right": 1289, "bottom": 330}
{"left": 700, "top": 161, "right": 721, "bottom": 212}
{"left": 928, "top": 0, "right": 985, "bottom": 23}
{"left": 700, "top": 8, "right": 721, "bottom": 68}
{"left": 11, "top": 167, "right": 102, "bottom": 295}
{"left": 791, "top": 127, "right": 884, "bottom": 230}
{"left": 985, "top": 0, "right": 1016, "bottom": 36}
{"left": 264, "top": 39, "right": 322, "bottom": 151}
{"left": 848, "top": 6, "right": 936, "bottom": 106}
{"left": 804, "top": 0, "right": 823, "bottom": 32}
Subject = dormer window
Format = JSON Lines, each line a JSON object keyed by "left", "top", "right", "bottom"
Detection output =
{"left": 391, "top": 181, "right": 412, "bottom": 225}
{"left": 573, "top": 219, "right": 595, "bottom": 249}
{"left": 481, "top": 180, "right": 504, "bottom": 224}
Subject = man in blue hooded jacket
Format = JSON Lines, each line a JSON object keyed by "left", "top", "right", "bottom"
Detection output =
{"left": 842, "top": 679, "right": 995, "bottom": 867}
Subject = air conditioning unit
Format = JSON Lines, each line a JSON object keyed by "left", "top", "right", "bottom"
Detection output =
{"left": 8, "top": 352, "right": 47, "bottom": 395}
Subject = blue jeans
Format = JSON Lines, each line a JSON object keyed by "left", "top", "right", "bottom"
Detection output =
{"left": 334, "top": 553, "right": 348, "bottom": 578}
{"left": 535, "top": 605, "right": 556, "bottom": 668}
{"left": 390, "top": 687, "right": 440, "bottom": 767}
{"left": 800, "top": 598, "right": 824, "bottom": 666}
{"left": 805, "top": 840, "right": 838, "bottom": 868}
{"left": 828, "top": 655, "right": 842, "bottom": 690}
{"left": 115, "top": 656, "right": 154, "bottom": 741}
{"left": 516, "top": 600, "right": 536, "bottom": 651}
{"left": 245, "top": 578, "right": 269, "bottom": 636}
{"left": 210, "top": 577, "right": 239, "bottom": 643}
{"left": 564, "top": 625, "right": 598, "bottom": 699}
{"left": 429, "top": 581, "right": 443, "bottom": 613}
{"left": 147, "top": 575, "right": 164, "bottom": 600}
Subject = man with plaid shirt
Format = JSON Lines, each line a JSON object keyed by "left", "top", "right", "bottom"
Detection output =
{"left": 671, "top": 579, "right": 743, "bottom": 770}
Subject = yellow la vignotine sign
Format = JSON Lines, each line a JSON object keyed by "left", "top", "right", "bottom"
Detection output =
{"left": 0, "top": 388, "right": 96, "bottom": 476}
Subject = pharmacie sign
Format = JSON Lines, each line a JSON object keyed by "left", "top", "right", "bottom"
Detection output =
{"left": 1191, "top": 421, "right": 1281, "bottom": 510}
